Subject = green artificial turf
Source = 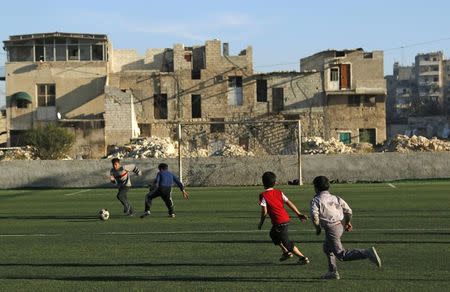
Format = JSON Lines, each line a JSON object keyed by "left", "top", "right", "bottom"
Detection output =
{"left": 0, "top": 182, "right": 449, "bottom": 291}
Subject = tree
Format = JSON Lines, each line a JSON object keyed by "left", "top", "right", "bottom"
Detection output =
{"left": 24, "top": 124, "right": 75, "bottom": 159}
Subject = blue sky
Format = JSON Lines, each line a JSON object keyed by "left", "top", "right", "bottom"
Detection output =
{"left": 1, "top": 0, "right": 450, "bottom": 105}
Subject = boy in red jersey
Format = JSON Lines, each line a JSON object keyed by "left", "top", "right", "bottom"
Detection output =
{"left": 258, "top": 171, "right": 310, "bottom": 264}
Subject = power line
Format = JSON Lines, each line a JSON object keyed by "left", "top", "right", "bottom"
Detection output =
{"left": 384, "top": 36, "right": 450, "bottom": 52}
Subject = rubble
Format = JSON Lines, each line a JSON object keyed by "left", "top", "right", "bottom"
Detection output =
{"left": 106, "top": 137, "right": 255, "bottom": 158}
{"left": 106, "top": 137, "right": 178, "bottom": 159}
{"left": 0, "top": 146, "right": 38, "bottom": 161}
{"left": 212, "top": 144, "right": 255, "bottom": 157}
{"left": 383, "top": 135, "right": 450, "bottom": 153}
{"left": 302, "top": 137, "right": 354, "bottom": 154}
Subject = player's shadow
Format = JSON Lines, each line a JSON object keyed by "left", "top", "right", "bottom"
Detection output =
{"left": 1, "top": 274, "right": 321, "bottom": 283}
{"left": 0, "top": 215, "right": 97, "bottom": 220}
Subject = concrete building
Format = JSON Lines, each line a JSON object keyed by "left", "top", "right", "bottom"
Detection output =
{"left": 415, "top": 52, "right": 445, "bottom": 113}
{"left": 2, "top": 32, "right": 389, "bottom": 158}
{"left": 297, "top": 49, "right": 387, "bottom": 145}
{"left": 2, "top": 32, "right": 108, "bottom": 157}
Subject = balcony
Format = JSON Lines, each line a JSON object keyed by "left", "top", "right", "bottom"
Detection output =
{"left": 325, "top": 79, "right": 386, "bottom": 95}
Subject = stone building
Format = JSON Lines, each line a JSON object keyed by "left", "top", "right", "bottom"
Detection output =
{"left": 3, "top": 32, "right": 388, "bottom": 158}
{"left": 2, "top": 32, "right": 108, "bottom": 157}
{"left": 295, "top": 49, "right": 386, "bottom": 145}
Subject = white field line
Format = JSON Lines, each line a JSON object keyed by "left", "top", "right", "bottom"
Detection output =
{"left": 64, "top": 189, "right": 92, "bottom": 196}
{"left": 387, "top": 183, "right": 397, "bottom": 188}
{"left": 2, "top": 228, "right": 449, "bottom": 238}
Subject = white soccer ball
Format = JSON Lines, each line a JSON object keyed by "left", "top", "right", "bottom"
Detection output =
{"left": 98, "top": 209, "right": 110, "bottom": 221}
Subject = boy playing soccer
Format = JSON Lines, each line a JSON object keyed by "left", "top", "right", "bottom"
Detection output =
{"left": 110, "top": 158, "right": 142, "bottom": 216}
{"left": 141, "top": 163, "right": 189, "bottom": 218}
{"left": 258, "top": 171, "right": 310, "bottom": 264}
{"left": 310, "top": 175, "right": 382, "bottom": 280}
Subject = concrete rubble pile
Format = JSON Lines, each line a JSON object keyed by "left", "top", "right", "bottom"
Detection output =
{"left": 106, "top": 137, "right": 255, "bottom": 158}
{"left": 302, "top": 137, "right": 353, "bottom": 154}
{"left": 384, "top": 135, "right": 450, "bottom": 153}
{"left": 107, "top": 137, "right": 178, "bottom": 159}
{"left": 0, "top": 146, "right": 37, "bottom": 161}
{"left": 212, "top": 144, "right": 255, "bottom": 157}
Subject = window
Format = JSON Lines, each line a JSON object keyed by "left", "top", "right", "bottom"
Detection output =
{"left": 154, "top": 94, "right": 168, "bottom": 119}
{"left": 8, "top": 41, "right": 34, "bottom": 62}
{"left": 272, "top": 87, "right": 284, "bottom": 112}
{"left": 433, "top": 77, "right": 438, "bottom": 82}
{"left": 55, "top": 38, "right": 67, "bottom": 61}
{"left": 68, "top": 40, "right": 79, "bottom": 60}
{"left": 184, "top": 53, "right": 192, "bottom": 62}
{"left": 330, "top": 68, "right": 339, "bottom": 81}
{"left": 363, "top": 96, "right": 376, "bottom": 107}
{"left": 348, "top": 95, "right": 361, "bottom": 106}
{"left": 339, "top": 132, "right": 351, "bottom": 144}
{"left": 79, "top": 41, "right": 91, "bottom": 61}
{"left": 359, "top": 128, "right": 376, "bottom": 145}
{"left": 363, "top": 52, "right": 373, "bottom": 59}
{"left": 228, "top": 76, "right": 243, "bottom": 105}
{"left": 191, "top": 94, "right": 201, "bottom": 118}
{"left": 191, "top": 70, "right": 201, "bottom": 80}
{"left": 37, "top": 84, "right": 56, "bottom": 107}
{"left": 16, "top": 99, "right": 29, "bottom": 109}
{"left": 35, "top": 40, "right": 45, "bottom": 61}
{"left": 92, "top": 44, "right": 104, "bottom": 61}
{"left": 256, "top": 79, "right": 267, "bottom": 102}
{"left": 210, "top": 118, "right": 225, "bottom": 133}
{"left": 45, "top": 43, "right": 55, "bottom": 61}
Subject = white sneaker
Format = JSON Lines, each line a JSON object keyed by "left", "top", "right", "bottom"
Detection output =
{"left": 321, "top": 271, "right": 340, "bottom": 280}
{"left": 140, "top": 211, "right": 151, "bottom": 218}
{"left": 297, "top": 256, "right": 310, "bottom": 265}
{"left": 169, "top": 213, "right": 176, "bottom": 218}
{"left": 368, "top": 246, "right": 381, "bottom": 268}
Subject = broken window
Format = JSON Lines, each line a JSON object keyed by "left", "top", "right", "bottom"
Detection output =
{"left": 8, "top": 41, "right": 34, "bottom": 62}
{"left": 37, "top": 84, "right": 56, "bottom": 107}
{"left": 154, "top": 94, "right": 168, "bottom": 119}
{"left": 68, "top": 40, "right": 79, "bottom": 60}
{"left": 228, "top": 76, "right": 243, "bottom": 105}
{"left": 184, "top": 53, "right": 192, "bottom": 62}
{"left": 363, "top": 96, "right": 376, "bottom": 107}
{"left": 191, "top": 70, "right": 201, "bottom": 80}
{"left": 336, "top": 51, "right": 346, "bottom": 57}
{"left": 330, "top": 68, "right": 339, "bottom": 81}
{"left": 138, "top": 123, "right": 151, "bottom": 137}
{"left": 272, "top": 87, "right": 284, "bottom": 112}
{"left": 55, "top": 38, "right": 67, "bottom": 61}
{"left": 239, "top": 136, "right": 249, "bottom": 151}
{"left": 210, "top": 118, "right": 225, "bottom": 133}
{"left": 256, "top": 79, "right": 268, "bottom": 102}
{"left": 348, "top": 95, "right": 360, "bottom": 106}
{"left": 80, "top": 41, "right": 91, "bottom": 61}
{"left": 191, "top": 94, "right": 201, "bottom": 118}
{"left": 359, "top": 128, "right": 376, "bottom": 145}
{"left": 92, "top": 44, "right": 104, "bottom": 61}
{"left": 35, "top": 40, "right": 45, "bottom": 61}
{"left": 363, "top": 52, "right": 373, "bottom": 59}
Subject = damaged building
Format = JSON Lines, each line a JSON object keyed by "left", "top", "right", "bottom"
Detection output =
{"left": 2, "top": 32, "right": 387, "bottom": 158}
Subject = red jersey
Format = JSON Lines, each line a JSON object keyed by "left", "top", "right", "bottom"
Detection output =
{"left": 259, "top": 188, "right": 290, "bottom": 225}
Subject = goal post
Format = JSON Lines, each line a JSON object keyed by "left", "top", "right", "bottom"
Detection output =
{"left": 177, "top": 119, "right": 303, "bottom": 186}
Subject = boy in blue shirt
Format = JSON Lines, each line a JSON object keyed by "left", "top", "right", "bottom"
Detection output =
{"left": 141, "top": 163, "right": 189, "bottom": 218}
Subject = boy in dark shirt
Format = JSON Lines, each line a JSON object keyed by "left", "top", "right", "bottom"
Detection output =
{"left": 141, "top": 163, "right": 189, "bottom": 218}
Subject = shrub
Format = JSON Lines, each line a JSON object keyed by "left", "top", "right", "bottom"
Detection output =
{"left": 24, "top": 124, "right": 75, "bottom": 159}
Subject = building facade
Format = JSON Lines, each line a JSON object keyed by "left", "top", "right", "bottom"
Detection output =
{"left": 3, "top": 32, "right": 388, "bottom": 158}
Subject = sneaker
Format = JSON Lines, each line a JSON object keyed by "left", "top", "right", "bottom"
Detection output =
{"left": 321, "top": 271, "right": 340, "bottom": 280}
{"left": 140, "top": 211, "right": 151, "bottom": 218}
{"left": 168, "top": 214, "right": 176, "bottom": 218}
{"left": 279, "top": 252, "right": 293, "bottom": 262}
{"left": 297, "top": 256, "right": 310, "bottom": 265}
{"left": 368, "top": 246, "right": 381, "bottom": 268}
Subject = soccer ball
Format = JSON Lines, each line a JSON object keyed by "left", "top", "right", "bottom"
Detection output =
{"left": 98, "top": 209, "right": 110, "bottom": 221}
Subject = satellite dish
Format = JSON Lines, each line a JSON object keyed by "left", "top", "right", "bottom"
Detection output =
{"left": 57, "top": 112, "right": 62, "bottom": 120}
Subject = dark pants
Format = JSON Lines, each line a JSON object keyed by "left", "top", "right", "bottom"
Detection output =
{"left": 145, "top": 186, "right": 174, "bottom": 215}
{"left": 117, "top": 187, "right": 133, "bottom": 214}
{"left": 323, "top": 223, "right": 370, "bottom": 272}
{"left": 270, "top": 223, "right": 294, "bottom": 252}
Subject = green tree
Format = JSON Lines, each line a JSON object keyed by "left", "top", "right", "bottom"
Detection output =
{"left": 24, "top": 124, "right": 75, "bottom": 159}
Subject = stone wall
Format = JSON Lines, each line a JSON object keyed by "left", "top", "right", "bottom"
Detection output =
{"left": 0, "top": 152, "right": 448, "bottom": 188}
